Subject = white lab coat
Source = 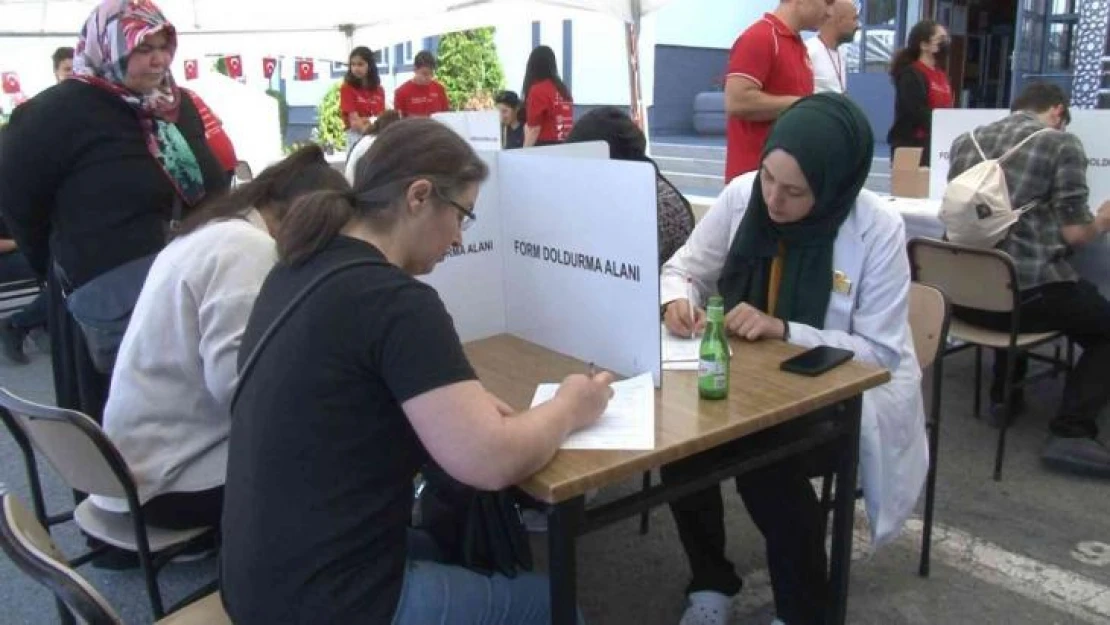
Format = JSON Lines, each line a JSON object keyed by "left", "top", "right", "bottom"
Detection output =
{"left": 661, "top": 172, "right": 928, "bottom": 547}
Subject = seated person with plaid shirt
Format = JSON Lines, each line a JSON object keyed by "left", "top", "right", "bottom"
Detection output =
{"left": 947, "top": 82, "right": 1110, "bottom": 477}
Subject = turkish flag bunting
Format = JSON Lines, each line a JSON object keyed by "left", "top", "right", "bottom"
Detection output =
{"left": 262, "top": 57, "right": 277, "bottom": 79}
{"left": 296, "top": 58, "right": 314, "bottom": 81}
{"left": 183, "top": 59, "right": 199, "bottom": 80}
{"left": 225, "top": 55, "right": 243, "bottom": 79}
{"left": 1, "top": 72, "right": 21, "bottom": 95}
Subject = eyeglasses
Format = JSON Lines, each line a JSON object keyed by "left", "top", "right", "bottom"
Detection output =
{"left": 435, "top": 188, "right": 477, "bottom": 231}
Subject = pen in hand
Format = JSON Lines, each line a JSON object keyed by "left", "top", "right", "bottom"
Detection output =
{"left": 685, "top": 277, "right": 696, "bottom": 339}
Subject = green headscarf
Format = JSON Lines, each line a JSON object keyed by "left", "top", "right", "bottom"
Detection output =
{"left": 717, "top": 93, "right": 874, "bottom": 329}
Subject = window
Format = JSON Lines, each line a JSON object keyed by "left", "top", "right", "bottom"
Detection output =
{"left": 866, "top": 0, "right": 898, "bottom": 25}
{"left": 1046, "top": 21, "right": 1074, "bottom": 72}
{"left": 404, "top": 41, "right": 414, "bottom": 64}
{"left": 375, "top": 48, "right": 390, "bottom": 71}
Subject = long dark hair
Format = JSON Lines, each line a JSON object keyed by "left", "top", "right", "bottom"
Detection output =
{"left": 522, "top": 45, "right": 571, "bottom": 102}
{"left": 566, "top": 106, "right": 692, "bottom": 214}
{"left": 278, "top": 118, "right": 489, "bottom": 266}
{"left": 345, "top": 46, "right": 381, "bottom": 91}
{"left": 175, "top": 145, "right": 349, "bottom": 238}
{"left": 890, "top": 20, "right": 938, "bottom": 80}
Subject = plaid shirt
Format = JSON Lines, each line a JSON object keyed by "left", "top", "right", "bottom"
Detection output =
{"left": 948, "top": 112, "right": 1092, "bottom": 290}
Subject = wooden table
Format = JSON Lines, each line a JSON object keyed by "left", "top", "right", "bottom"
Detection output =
{"left": 465, "top": 334, "right": 891, "bottom": 625}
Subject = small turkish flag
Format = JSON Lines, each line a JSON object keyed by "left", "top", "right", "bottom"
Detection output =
{"left": 1, "top": 72, "right": 21, "bottom": 95}
{"left": 296, "top": 58, "right": 314, "bottom": 81}
{"left": 225, "top": 55, "right": 243, "bottom": 79}
{"left": 183, "top": 59, "right": 199, "bottom": 80}
{"left": 262, "top": 56, "right": 277, "bottom": 79}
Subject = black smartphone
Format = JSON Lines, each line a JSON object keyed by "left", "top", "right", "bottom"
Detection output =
{"left": 779, "top": 346, "right": 855, "bottom": 377}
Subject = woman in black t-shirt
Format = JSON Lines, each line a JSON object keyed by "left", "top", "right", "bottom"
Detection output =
{"left": 221, "top": 117, "right": 613, "bottom": 625}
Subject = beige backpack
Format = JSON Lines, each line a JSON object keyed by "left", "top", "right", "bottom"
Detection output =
{"left": 940, "top": 127, "right": 1053, "bottom": 248}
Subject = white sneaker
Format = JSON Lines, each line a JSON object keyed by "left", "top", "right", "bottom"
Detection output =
{"left": 678, "top": 590, "right": 731, "bottom": 625}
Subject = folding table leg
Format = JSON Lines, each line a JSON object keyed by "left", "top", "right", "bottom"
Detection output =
{"left": 548, "top": 496, "right": 585, "bottom": 625}
{"left": 827, "top": 395, "right": 862, "bottom": 625}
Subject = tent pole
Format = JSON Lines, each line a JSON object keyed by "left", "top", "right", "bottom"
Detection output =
{"left": 625, "top": 0, "right": 649, "bottom": 147}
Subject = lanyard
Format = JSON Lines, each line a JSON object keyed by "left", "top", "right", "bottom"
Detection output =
{"left": 825, "top": 45, "right": 845, "bottom": 91}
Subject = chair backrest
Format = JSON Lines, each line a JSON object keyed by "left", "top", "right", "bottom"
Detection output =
{"left": 234, "top": 161, "right": 253, "bottom": 183}
{"left": 0, "top": 388, "right": 131, "bottom": 500}
{"left": 909, "top": 283, "right": 950, "bottom": 370}
{"left": 0, "top": 495, "right": 123, "bottom": 625}
{"left": 907, "top": 237, "right": 1018, "bottom": 313}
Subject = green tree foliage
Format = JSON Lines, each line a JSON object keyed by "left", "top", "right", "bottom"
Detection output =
{"left": 315, "top": 82, "right": 346, "bottom": 151}
{"left": 436, "top": 28, "right": 505, "bottom": 110}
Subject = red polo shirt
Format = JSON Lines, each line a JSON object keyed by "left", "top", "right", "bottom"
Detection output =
{"left": 339, "top": 83, "right": 386, "bottom": 129}
{"left": 725, "top": 13, "right": 815, "bottom": 181}
{"left": 525, "top": 79, "right": 574, "bottom": 143}
{"left": 394, "top": 79, "right": 449, "bottom": 118}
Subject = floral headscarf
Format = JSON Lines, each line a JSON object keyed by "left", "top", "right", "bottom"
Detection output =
{"left": 74, "top": 0, "right": 206, "bottom": 206}
{"left": 74, "top": 0, "right": 181, "bottom": 121}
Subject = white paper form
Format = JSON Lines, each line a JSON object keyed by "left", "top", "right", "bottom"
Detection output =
{"left": 662, "top": 323, "right": 700, "bottom": 371}
{"left": 530, "top": 372, "right": 656, "bottom": 450}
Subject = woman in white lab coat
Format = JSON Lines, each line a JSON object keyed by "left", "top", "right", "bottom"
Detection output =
{"left": 659, "top": 93, "right": 928, "bottom": 625}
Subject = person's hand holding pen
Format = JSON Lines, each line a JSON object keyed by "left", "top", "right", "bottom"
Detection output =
{"left": 663, "top": 299, "right": 707, "bottom": 339}
{"left": 553, "top": 362, "right": 615, "bottom": 432}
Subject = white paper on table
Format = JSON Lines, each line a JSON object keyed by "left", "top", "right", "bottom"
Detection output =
{"left": 662, "top": 323, "right": 701, "bottom": 371}
{"left": 530, "top": 372, "right": 656, "bottom": 450}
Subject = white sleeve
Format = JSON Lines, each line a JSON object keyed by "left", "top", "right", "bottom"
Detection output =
{"left": 194, "top": 233, "right": 278, "bottom": 412}
{"left": 660, "top": 177, "right": 750, "bottom": 308}
{"left": 786, "top": 211, "right": 909, "bottom": 372}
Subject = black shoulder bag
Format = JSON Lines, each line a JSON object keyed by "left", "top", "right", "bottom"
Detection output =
{"left": 230, "top": 255, "right": 533, "bottom": 579}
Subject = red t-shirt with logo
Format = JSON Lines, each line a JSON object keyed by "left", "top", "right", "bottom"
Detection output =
{"left": 526, "top": 79, "right": 574, "bottom": 143}
{"left": 912, "top": 60, "right": 953, "bottom": 140}
{"left": 725, "top": 13, "right": 815, "bottom": 181}
{"left": 393, "top": 80, "right": 449, "bottom": 118}
{"left": 184, "top": 89, "right": 237, "bottom": 173}
{"left": 339, "top": 83, "right": 386, "bottom": 129}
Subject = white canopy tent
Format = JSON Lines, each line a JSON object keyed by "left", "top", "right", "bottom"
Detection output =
{"left": 1, "top": 0, "right": 677, "bottom": 125}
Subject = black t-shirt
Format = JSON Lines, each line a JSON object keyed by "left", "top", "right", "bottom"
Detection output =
{"left": 505, "top": 123, "right": 525, "bottom": 150}
{"left": 220, "top": 237, "right": 477, "bottom": 625}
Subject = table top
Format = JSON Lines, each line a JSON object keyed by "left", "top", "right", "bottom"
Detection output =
{"left": 464, "top": 334, "right": 891, "bottom": 504}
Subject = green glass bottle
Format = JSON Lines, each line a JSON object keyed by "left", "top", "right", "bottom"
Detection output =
{"left": 698, "top": 295, "right": 731, "bottom": 400}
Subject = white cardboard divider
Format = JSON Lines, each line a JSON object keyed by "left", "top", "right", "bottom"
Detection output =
{"left": 930, "top": 109, "right": 1110, "bottom": 203}
{"left": 520, "top": 140, "right": 610, "bottom": 159}
{"left": 418, "top": 151, "right": 507, "bottom": 342}
{"left": 418, "top": 148, "right": 661, "bottom": 385}
{"left": 432, "top": 111, "right": 502, "bottom": 152}
{"left": 499, "top": 153, "right": 662, "bottom": 385}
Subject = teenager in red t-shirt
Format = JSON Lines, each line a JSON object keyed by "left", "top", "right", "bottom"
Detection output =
{"left": 393, "top": 50, "right": 449, "bottom": 119}
{"left": 521, "top": 45, "right": 574, "bottom": 146}
{"left": 340, "top": 46, "right": 386, "bottom": 150}
{"left": 887, "top": 20, "right": 953, "bottom": 165}
{"left": 724, "top": 0, "right": 827, "bottom": 181}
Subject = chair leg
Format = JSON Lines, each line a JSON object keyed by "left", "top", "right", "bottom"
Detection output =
{"left": 131, "top": 515, "right": 165, "bottom": 619}
{"left": 919, "top": 372, "right": 942, "bottom": 577}
{"left": 820, "top": 472, "right": 834, "bottom": 533}
{"left": 973, "top": 346, "right": 983, "bottom": 419}
{"left": 638, "top": 471, "right": 651, "bottom": 535}
{"left": 993, "top": 349, "right": 1016, "bottom": 482}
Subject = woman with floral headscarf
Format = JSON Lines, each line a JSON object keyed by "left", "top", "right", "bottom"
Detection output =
{"left": 0, "top": 0, "right": 228, "bottom": 565}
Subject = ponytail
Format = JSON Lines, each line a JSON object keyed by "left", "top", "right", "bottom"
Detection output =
{"left": 277, "top": 190, "right": 356, "bottom": 266}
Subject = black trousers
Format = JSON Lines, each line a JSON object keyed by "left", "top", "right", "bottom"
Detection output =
{"left": 954, "top": 279, "right": 1110, "bottom": 439}
{"left": 143, "top": 486, "right": 224, "bottom": 531}
{"left": 661, "top": 415, "right": 839, "bottom": 625}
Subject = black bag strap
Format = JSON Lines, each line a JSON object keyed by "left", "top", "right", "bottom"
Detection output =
{"left": 230, "top": 257, "right": 386, "bottom": 412}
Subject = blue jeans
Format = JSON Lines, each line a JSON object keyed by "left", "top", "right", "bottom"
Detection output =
{"left": 392, "top": 530, "right": 578, "bottom": 625}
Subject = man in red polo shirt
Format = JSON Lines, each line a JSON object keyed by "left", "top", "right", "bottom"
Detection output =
{"left": 725, "top": 0, "right": 830, "bottom": 181}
